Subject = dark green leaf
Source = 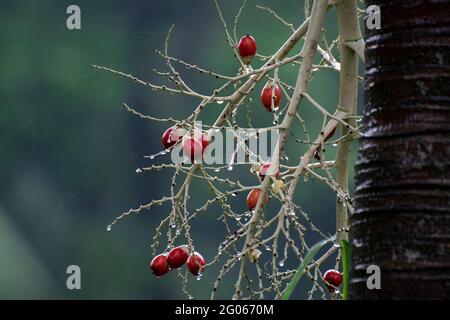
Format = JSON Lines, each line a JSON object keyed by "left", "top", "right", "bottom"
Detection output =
{"left": 341, "top": 239, "right": 350, "bottom": 300}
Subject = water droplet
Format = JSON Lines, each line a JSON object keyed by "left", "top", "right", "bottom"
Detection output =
{"left": 196, "top": 273, "right": 203, "bottom": 280}
{"left": 217, "top": 100, "right": 224, "bottom": 105}
{"left": 214, "top": 168, "right": 220, "bottom": 172}
{"left": 289, "top": 211, "right": 296, "bottom": 217}
{"left": 150, "top": 155, "right": 155, "bottom": 160}
{"left": 278, "top": 261, "right": 285, "bottom": 267}
{"left": 170, "top": 224, "right": 177, "bottom": 229}
{"left": 227, "top": 166, "right": 233, "bottom": 171}
{"left": 106, "top": 225, "right": 112, "bottom": 231}
{"left": 136, "top": 168, "right": 143, "bottom": 173}
{"left": 265, "top": 245, "right": 272, "bottom": 251}
{"left": 284, "top": 155, "right": 289, "bottom": 161}
{"left": 332, "top": 143, "right": 337, "bottom": 147}
{"left": 231, "top": 192, "right": 238, "bottom": 197}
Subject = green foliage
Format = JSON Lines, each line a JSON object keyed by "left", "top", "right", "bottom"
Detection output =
{"left": 341, "top": 240, "right": 350, "bottom": 300}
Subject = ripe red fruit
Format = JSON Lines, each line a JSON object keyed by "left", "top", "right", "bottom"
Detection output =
{"left": 201, "top": 134, "right": 211, "bottom": 150}
{"left": 150, "top": 253, "right": 169, "bottom": 277}
{"left": 162, "top": 127, "right": 184, "bottom": 150}
{"left": 187, "top": 252, "right": 206, "bottom": 276}
{"left": 167, "top": 246, "right": 190, "bottom": 269}
{"left": 259, "top": 163, "right": 280, "bottom": 181}
{"left": 182, "top": 131, "right": 210, "bottom": 162}
{"left": 246, "top": 188, "right": 269, "bottom": 211}
{"left": 182, "top": 137, "right": 204, "bottom": 161}
{"left": 238, "top": 34, "right": 257, "bottom": 65}
{"left": 323, "top": 269, "right": 342, "bottom": 292}
{"left": 261, "top": 83, "right": 282, "bottom": 111}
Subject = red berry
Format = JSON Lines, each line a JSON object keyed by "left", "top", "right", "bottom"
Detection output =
{"left": 162, "top": 127, "right": 183, "bottom": 150}
{"left": 187, "top": 252, "right": 206, "bottom": 276}
{"left": 201, "top": 134, "right": 211, "bottom": 150}
{"left": 150, "top": 253, "right": 169, "bottom": 277}
{"left": 238, "top": 34, "right": 257, "bottom": 65}
{"left": 182, "top": 137, "right": 204, "bottom": 161}
{"left": 261, "top": 83, "right": 282, "bottom": 111}
{"left": 167, "top": 246, "right": 190, "bottom": 269}
{"left": 246, "top": 188, "right": 269, "bottom": 211}
{"left": 323, "top": 269, "right": 342, "bottom": 292}
{"left": 259, "top": 163, "right": 280, "bottom": 181}
{"left": 182, "top": 131, "right": 211, "bottom": 162}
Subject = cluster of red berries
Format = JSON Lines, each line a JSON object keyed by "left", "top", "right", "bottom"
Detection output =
{"left": 322, "top": 269, "right": 342, "bottom": 293}
{"left": 237, "top": 35, "right": 282, "bottom": 112}
{"left": 150, "top": 245, "right": 206, "bottom": 277}
{"left": 161, "top": 35, "right": 280, "bottom": 156}
{"left": 162, "top": 127, "right": 210, "bottom": 162}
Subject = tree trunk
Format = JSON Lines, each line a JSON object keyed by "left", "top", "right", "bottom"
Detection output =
{"left": 350, "top": 0, "right": 450, "bottom": 299}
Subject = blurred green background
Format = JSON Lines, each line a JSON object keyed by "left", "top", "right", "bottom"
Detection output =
{"left": 0, "top": 0, "right": 363, "bottom": 299}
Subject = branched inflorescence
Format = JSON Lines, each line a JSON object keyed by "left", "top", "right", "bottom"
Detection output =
{"left": 94, "top": 0, "right": 364, "bottom": 300}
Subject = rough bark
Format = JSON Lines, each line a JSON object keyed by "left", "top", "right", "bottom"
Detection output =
{"left": 350, "top": 0, "right": 450, "bottom": 299}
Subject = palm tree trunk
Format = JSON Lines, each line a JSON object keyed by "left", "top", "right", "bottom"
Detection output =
{"left": 350, "top": 0, "right": 450, "bottom": 299}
